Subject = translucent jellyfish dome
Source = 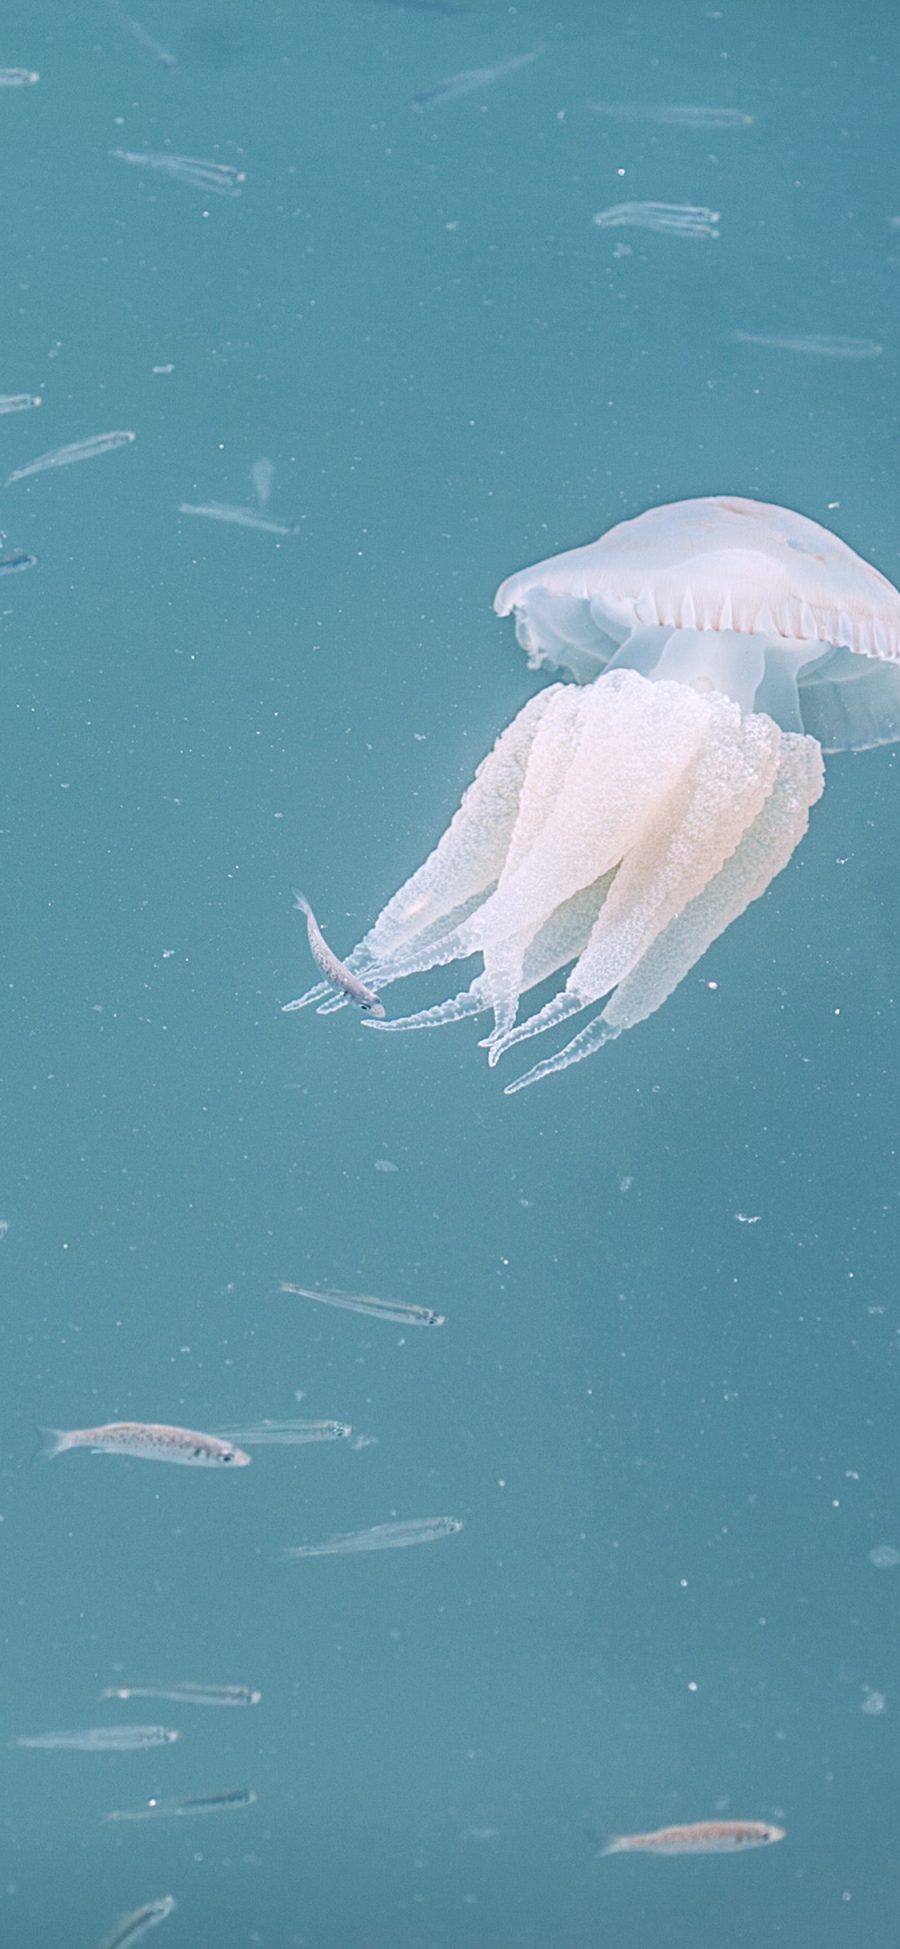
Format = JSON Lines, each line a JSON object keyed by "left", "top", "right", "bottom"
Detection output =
{"left": 286, "top": 497, "right": 900, "bottom": 1093}
{"left": 494, "top": 495, "right": 900, "bottom": 753}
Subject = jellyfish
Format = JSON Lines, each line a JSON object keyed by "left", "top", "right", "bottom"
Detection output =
{"left": 286, "top": 497, "right": 900, "bottom": 1093}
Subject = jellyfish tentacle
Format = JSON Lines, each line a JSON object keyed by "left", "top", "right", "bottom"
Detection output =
{"left": 342, "top": 890, "right": 486, "bottom": 985}
{"left": 343, "top": 687, "right": 561, "bottom": 980}
{"left": 355, "top": 689, "right": 602, "bottom": 1001}
{"left": 551, "top": 696, "right": 780, "bottom": 1012}
{"left": 479, "top": 871, "right": 619, "bottom": 1055}
{"left": 504, "top": 730, "right": 824, "bottom": 1092}
{"left": 594, "top": 730, "right": 824, "bottom": 1045}
{"left": 466, "top": 672, "right": 712, "bottom": 956}
{"left": 488, "top": 695, "right": 776, "bottom": 1065}
{"left": 362, "top": 978, "right": 490, "bottom": 1034}
{"left": 316, "top": 991, "right": 351, "bottom": 1016}
{"left": 504, "top": 1012, "right": 615, "bottom": 1094}
{"left": 282, "top": 980, "right": 333, "bottom": 1013}
{"left": 483, "top": 988, "right": 591, "bottom": 1064}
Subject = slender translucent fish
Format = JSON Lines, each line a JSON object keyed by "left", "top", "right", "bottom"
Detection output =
{"left": 100, "top": 1682, "right": 261, "bottom": 1708}
{"left": 591, "top": 102, "right": 753, "bottom": 128}
{"left": 733, "top": 331, "right": 882, "bottom": 359}
{"left": 111, "top": 149, "right": 245, "bottom": 196}
{"left": 0, "top": 68, "right": 39, "bottom": 86}
{"left": 105, "top": 1788, "right": 256, "bottom": 1822}
{"left": 35, "top": 1421, "right": 251, "bottom": 1467}
{"left": 213, "top": 1417, "right": 353, "bottom": 1446}
{"left": 110, "top": 0, "right": 177, "bottom": 69}
{"left": 251, "top": 457, "right": 274, "bottom": 507}
{"left": 0, "top": 550, "right": 37, "bottom": 575}
{"left": 100, "top": 1896, "right": 176, "bottom": 1949}
{"left": 177, "top": 500, "right": 299, "bottom": 536}
{"left": 6, "top": 430, "right": 136, "bottom": 486}
{"left": 287, "top": 892, "right": 385, "bottom": 1015}
{"left": 278, "top": 1279, "right": 445, "bottom": 1328}
{"left": 0, "top": 393, "right": 41, "bottom": 414}
{"left": 602, "top": 1819, "right": 785, "bottom": 1856}
{"left": 14, "top": 1725, "right": 179, "bottom": 1752}
{"left": 593, "top": 201, "right": 720, "bottom": 238}
{"left": 412, "top": 47, "right": 542, "bottom": 110}
{"left": 284, "top": 1516, "right": 464, "bottom": 1558}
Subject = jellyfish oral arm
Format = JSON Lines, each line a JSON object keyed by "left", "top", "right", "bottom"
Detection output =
{"left": 501, "top": 726, "right": 823, "bottom": 1093}
{"left": 348, "top": 669, "right": 823, "bottom": 1089}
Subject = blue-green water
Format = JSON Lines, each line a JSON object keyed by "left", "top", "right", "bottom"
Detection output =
{"left": 2, "top": 1, "right": 899, "bottom": 1943}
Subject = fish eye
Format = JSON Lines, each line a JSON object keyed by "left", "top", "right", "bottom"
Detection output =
{"left": 221, "top": 1450, "right": 234, "bottom": 1462}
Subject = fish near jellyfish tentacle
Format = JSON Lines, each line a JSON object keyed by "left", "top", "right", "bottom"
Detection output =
{"left": 291, "top": 496, "right": 900, "bottom": 1091}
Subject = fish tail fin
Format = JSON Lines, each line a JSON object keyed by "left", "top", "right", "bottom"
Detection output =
{"left": 599, "top": 1836, "right": 626, "bottom": 1857}
{"left": 291, "top": 888, "right": 311, "bottom": 917}
{"left": 33, "top": 1424, "right": 69, "bottom": 1462}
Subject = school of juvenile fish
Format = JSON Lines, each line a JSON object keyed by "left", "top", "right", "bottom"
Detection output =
{"left": 23, "top": 9, "right": 897, "bottom": 1939}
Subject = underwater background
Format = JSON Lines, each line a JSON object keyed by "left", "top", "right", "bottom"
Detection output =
{"left": 2, "top": 0, "right": 899, "bottom": 1943}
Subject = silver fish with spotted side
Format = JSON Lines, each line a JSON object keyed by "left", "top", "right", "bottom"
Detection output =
{"left": 35, "top": 1421, "right": 251, "bottom": 1467}
{"left": 288, "top": 892, "right": 384, "bottom": 1015}
{"left": 602, "top": 1818, "right": 785, "bottom": 1856}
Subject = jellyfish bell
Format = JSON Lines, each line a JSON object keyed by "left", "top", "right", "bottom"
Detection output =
{"left": 493, "top": 496, "right": 900, "bottom": 754}
{"left": 287, "top": 496, "right": 900, "bottom": 1093}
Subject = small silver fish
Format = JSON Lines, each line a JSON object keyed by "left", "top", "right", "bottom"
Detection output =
{"left": 593, "top": 201, "right": 720, "bottom": 239}
{"left": 284, "top": 1516, "right": 464, "bottom": 1558}
{"left": 412, "top": 47, "right": 542, "bottom": 110}
{"left": 35, "top": 1421, "right": 251, "bottom": 1467}
{"left": 111, "top": 150, "right": 245, "bottom": 197}
{"left": 14, "top": 1725, "right": 179, "bottom": 1752}
{"left": 733, "top": 331, "right": 882, "bottom": 359}
{"left": 591, "top": 102, "right": 753, "bottom": 128}
{"left": 602, "top": 1819, "right": 785, "bottom": 1856}
{"left": 100, "top": 1895, "right": 176, "bottom": 1949}
{"left": 6, "top": 430, "right": 135, "bottom": 486}
{"left": 105, "top": 1788, "right": 256, "bottom": 1822}
{"left": 0, "top": 394, "right": 42, "bottom": 415}
{"left": 214, "top": 1417, "right": 353, "bottom": 1446}
{"left": 110, "top": 0, "right": 178, "bottom": 71}
{"left": 177, "top": 501, "right": 299, "bottom": 536}
{"left": 100, "top": 1681, "right": 261, "bottom": 1708}
{"left": 278, "top": 1279, "right": 444, "bottom": 1328}
{"left": 290, "top": 892, "right": 385, "bottom": 1015}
